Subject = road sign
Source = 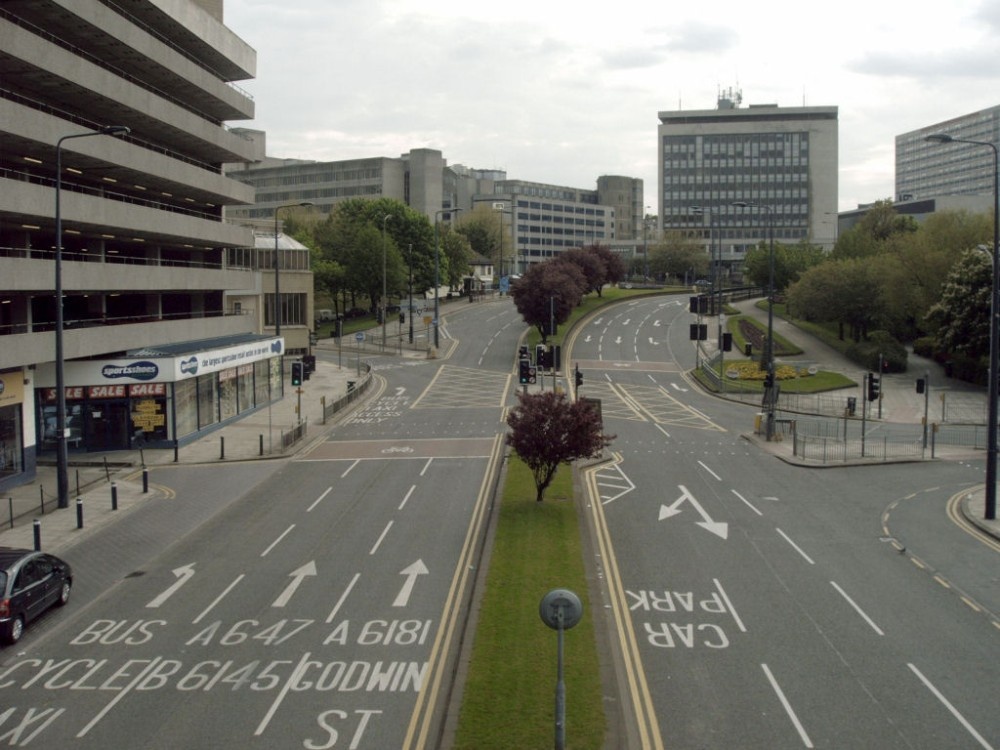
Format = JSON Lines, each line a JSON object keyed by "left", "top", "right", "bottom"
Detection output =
{"left": 355, "top": 332, "right": 365, "bottom": 342}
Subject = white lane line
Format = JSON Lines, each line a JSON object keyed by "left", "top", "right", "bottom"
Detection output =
{"left": 655, "top": 424, "right": 672, "bottom": 439}
{"left": 697, "top": 460, "right": 721, "bottom": 481}
{"left": 307, "top": 486, "right": 333, "bottom": 512}
{"left": 776, "top": 528, "right": 815, "bottom": 565}
{"left": 713, "top": 578, "right": 747, "bottom": 633}
{"left": 341, "top": 459, "right": 360, "bottom": 477}
{"left": 399, "top": 484, "right": 417, "bottom": 510}
{"left": 420, "top": 458, "right": 433, "bottom": 476}
{"left": 193, "top": 574, "right": 244, "bottom": 624}
{"left": 78, "top": 658, "right": 163, "bottom": 737}
{"left": 762, "top": 663, "right": 814, "bottom": 748}
{"left": 261, "top": 524, "right": 295, "bottom": 557}
{"left": 255, "top": 651, "right": 313, "bottom": 736}
{"left": 908, "top": 663, "right": 995, "bottom": 749}
{"left": 732, "top": 489, "right": 763, "bottom": 516}
{"left": 830, "top": 581, "right": 884, "bottom": 636}
{"left": 370, "top": 520, "right": 393, "bottom": 555}
{"left": 326, "top": 572, "right": 360, "bottom": 623}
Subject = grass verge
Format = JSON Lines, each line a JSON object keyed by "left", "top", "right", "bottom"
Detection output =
{"left": 453, "top": 458, "right": 606, "bottom": 750}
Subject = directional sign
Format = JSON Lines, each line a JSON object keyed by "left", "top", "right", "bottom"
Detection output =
{"left": 393, "top": 559, "right": 429, "bottom": 607}
{"left": 355, "top": 332, "right": 365, "bottom": 342}
{"left": 272, "top": 561, "right": 317, "bottom": 607}
{"left": 659, "top": 485, "right": 728, "bottom": 539}
{"left": 146, "top": 564, "right": 196, "bottom": 608}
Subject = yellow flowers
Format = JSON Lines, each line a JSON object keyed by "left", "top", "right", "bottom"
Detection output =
{"left": 725, "top": 362, "right": 805, "bottom": 381}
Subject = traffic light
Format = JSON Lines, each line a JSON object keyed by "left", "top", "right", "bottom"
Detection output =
{"left": 722, "top": 332, "right": 733, "bottom": 352}
{"left": 536, "top": 344, "right": 549, "bottom": 369}
{"left": 867, "top": 372, "right": 880, "bottom": 401}
{"left": 528, "top": 366, "right": 537, "bottom": 384}
{"left": 744, "top": 342, "right": 753, "bottom": 357}
{"left": 574, "top": 365, "right": 583, "bottom": 388}
{"left": 302, "top": 354, "right": 316, "bottom": 380}
{"left": 916, "top": 378, "right": 925, "bottom": 394}
{"left": 519, "top": 358, "right": 531, "bottom": 384}
{"left": 399, "top": 312, "right": 405, "bottom": 324}
{"left": 291, "top": 361, "right": 304, "bottom": 387}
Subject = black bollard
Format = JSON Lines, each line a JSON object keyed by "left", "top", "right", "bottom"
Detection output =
{"left": 142, "top": 468, "right": 149, "bottom": 494}
{"left": 32, "top": 519, "right": 41, "bottom": 551}
{"left": 76, "top": 498, "right": 83, "bottom": 529}
{"left": 39, "top": 486, "right": 45, "bottom": 515}
{"left": 111, "top": 482, "right": 118, "bottom": 511}
{"left": 220, "top": 436, "right": 225, "bottom": 460}
{"left": 259, "top": 434, "right": 264, "bottom": 456}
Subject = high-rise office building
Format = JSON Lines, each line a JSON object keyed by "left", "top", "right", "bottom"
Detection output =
{"left": 896, "top": 104, "right": 1000, "bottom": 201}
{"left": 658, "top": 90, "right": 839, "bottom": 267}
{"left": 0, "top": 0, "right": 274, "bottom": 488}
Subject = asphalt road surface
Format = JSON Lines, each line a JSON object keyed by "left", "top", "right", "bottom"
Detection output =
{"left": 574, "top": 296, "right": 999, "bottom": 749}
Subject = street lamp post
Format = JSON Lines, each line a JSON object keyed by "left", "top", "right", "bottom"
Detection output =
{"left": 54, "top": 125, "right": 130, "bottom": 509}
{"left": 381, "top": 214, "right": 392, "bottom": 351}
{"left": 734, "top": 201, "right": 776, "bottom": 440}
{"left": 274, "top": 201, "right": 313, "bottom": 338}
{"left": 433, "top": 208, "right": 461, "bottom": 349}
{"left": 406, "top": 244, "right": 414, "bottom": 344}
{"left": 926, "top": 133, "right": 999, "bottom": 521}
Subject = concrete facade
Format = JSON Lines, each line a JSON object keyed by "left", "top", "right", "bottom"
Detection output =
{"left": 658, "top": 91, "right": 839, "bottom": 261}
{"left": 0, "top": 0, "right": 274, "bottom": 486}
{"left": 896, "top": 104, "right": 1000, "bottom": 202}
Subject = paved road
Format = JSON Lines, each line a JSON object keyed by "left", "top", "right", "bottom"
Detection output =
{"left": 572, "top": 295, "right": 999, "bottom": 749}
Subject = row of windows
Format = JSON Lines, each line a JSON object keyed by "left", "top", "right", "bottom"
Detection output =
{"left": 233, "top": 167, "right": 383, "bottom": 189}
{"left": 515, "top": 201, "right": 607, "bottom": 215}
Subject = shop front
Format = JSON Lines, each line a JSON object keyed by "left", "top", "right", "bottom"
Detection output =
{"left": 0, "top": 371, "right": 30, "bottom": 491}
{"left": 34, "top": 336, "right": 284, "bottom": 453}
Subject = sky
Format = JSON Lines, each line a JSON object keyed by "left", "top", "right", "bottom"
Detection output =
{"left": 223, "top": 0, "right": 1000, "bottom": 213}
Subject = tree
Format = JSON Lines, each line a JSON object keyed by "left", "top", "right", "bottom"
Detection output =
{"left": 647, "top": 231, "right": 708, "bottom": 283}
{"left": 556, "top": 248, "right": 606, "bottom": 296}
{"left": 506, "top": 391, "right": 614, "bottom": 502}
{"left": 587, "top": 244, "right": 626, "bottom": 292}
{"left": 785, "top": 258, "right": 885, "bottom": 341}
{"left": 455, "top": 205, "right": 501, "bottom": 265}
{"left": 926, "top": 249, "right": 991, "bottom": 361}
{"left": 831, "top": 199, "right": 918, "bottom": 260}
{"left": 510, "top": 261, "right": 588, "bottom": 342}
{"left": 438, "top": 225, "right": 473, "bottom": 290}
{"left": 743, "top": 240, "right": 826, "bottom": 292}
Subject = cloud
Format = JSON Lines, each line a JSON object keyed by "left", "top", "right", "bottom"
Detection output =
{"left": 849, "top": 47, "right": 1000, "bottom": 79}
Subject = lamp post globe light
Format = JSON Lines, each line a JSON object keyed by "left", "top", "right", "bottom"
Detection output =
{"left": 54, "top": 125, "right": 130, "bottom": 509}
{"left": 926, "top": 133, "right": 999, "bottom": 521}
{"left": 273, "top": 201, "right": 313, "bottom": 338}
{"left": 433, "top": 208, "right": 461, "bottom": 349}
{"left": 733, "top": 201, "right": 776, "bottom": 441}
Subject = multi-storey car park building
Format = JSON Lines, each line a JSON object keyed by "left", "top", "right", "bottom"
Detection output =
{"left": 0, "top": 0, "right": 280, "bottom": 490}
{"left": 658, "top": 90, "right": 839, "bottom": 278}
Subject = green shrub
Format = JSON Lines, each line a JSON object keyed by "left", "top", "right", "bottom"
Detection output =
{"left": 845, "top": 330, "right": 908, "bottom": 372}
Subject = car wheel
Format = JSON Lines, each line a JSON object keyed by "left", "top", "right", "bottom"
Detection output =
{"left": 58, "top": 580, "right": 71, "bottom": 606}
{"left": 5, "top": 615, "right": 24, "bottom": 645}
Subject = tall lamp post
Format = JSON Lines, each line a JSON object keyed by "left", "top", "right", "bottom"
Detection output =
{"left": 54, "top": 125, "right": 130, "bottom": 509}
{"left": 734, "top": 201, "right": 776, "bottom": 440}
{"left": 433, "top": 208, "right": 461, "bottom": 349}
{"left": 273, "top": 201, "right": 313, "bottom": 338}
{"left": 493, "top": 202, "right": 510, "bottom": 293}
{"left": 926, "top": 133, "right": 999, "bottom": 521}
{"left": 381, "top": 214, "right": 392, "bottom": 351}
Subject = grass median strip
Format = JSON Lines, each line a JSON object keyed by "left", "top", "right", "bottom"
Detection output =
{"left": 453, "top": 457, "right": 605, "bottom": 750}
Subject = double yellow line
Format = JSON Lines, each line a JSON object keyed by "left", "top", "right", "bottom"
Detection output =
{"left": 584, "top": 453, "right": 664, "bottom": 749}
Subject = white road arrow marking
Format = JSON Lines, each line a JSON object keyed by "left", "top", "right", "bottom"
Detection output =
{"left": 393, "top": 559, "right": 429, "bottom": 607}
{"left": 621, "top": 319, "right": 631, "bottom": 326}
{"left": 648, "top": 337, "right": 659, "bottom": 346}
{"left": 653, "top": 320, "right": 661, "bottom": 327}
{"left": 670, "top": 382, "right": 688, "bottom": 392}
{"left": 272, "top": 561, "right": 317, "bottom": 607}
{"left": 615, "top": 336, "right": 623, "bottom": 344}
{"left": 585, "top": 334, "right": 592, "bottom": 343}
{"left": 147, "top": 564, "right": 196, "bottom": 608}
{"left": 659, "top": 485, "right": 728, "bottom": 539}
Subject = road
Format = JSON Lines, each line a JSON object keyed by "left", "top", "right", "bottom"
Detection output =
{"left": 0, "top": 299, "right": 526, "bottom": 749}
{"left": 574, "top": 296, "right": 999, "bottom": 749}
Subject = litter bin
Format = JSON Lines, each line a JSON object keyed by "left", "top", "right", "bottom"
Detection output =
{"left": 754, "top": 413, "right": 765, "bottom": 434}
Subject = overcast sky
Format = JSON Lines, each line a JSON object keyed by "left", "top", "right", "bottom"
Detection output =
{"left": 223, "top": 0, "right": 1000, "bottom": 212}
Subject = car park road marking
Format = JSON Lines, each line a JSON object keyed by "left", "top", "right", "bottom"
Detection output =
{"left": 146, "top": 564, "right": 196, "bottom": 609}
{"left": 393, "top": 560, "right": 429, "bottom": 607}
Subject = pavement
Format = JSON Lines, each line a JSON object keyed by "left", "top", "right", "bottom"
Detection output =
{"left": 0, "top": 332, "right": 438, "bottom": 555}
{"left": 2, "top": 295, "right": 996, "bottom": 556}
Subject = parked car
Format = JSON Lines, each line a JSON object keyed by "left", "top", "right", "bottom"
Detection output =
{"left": 0, "top": 548, "right": 73, "bottom": 644}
